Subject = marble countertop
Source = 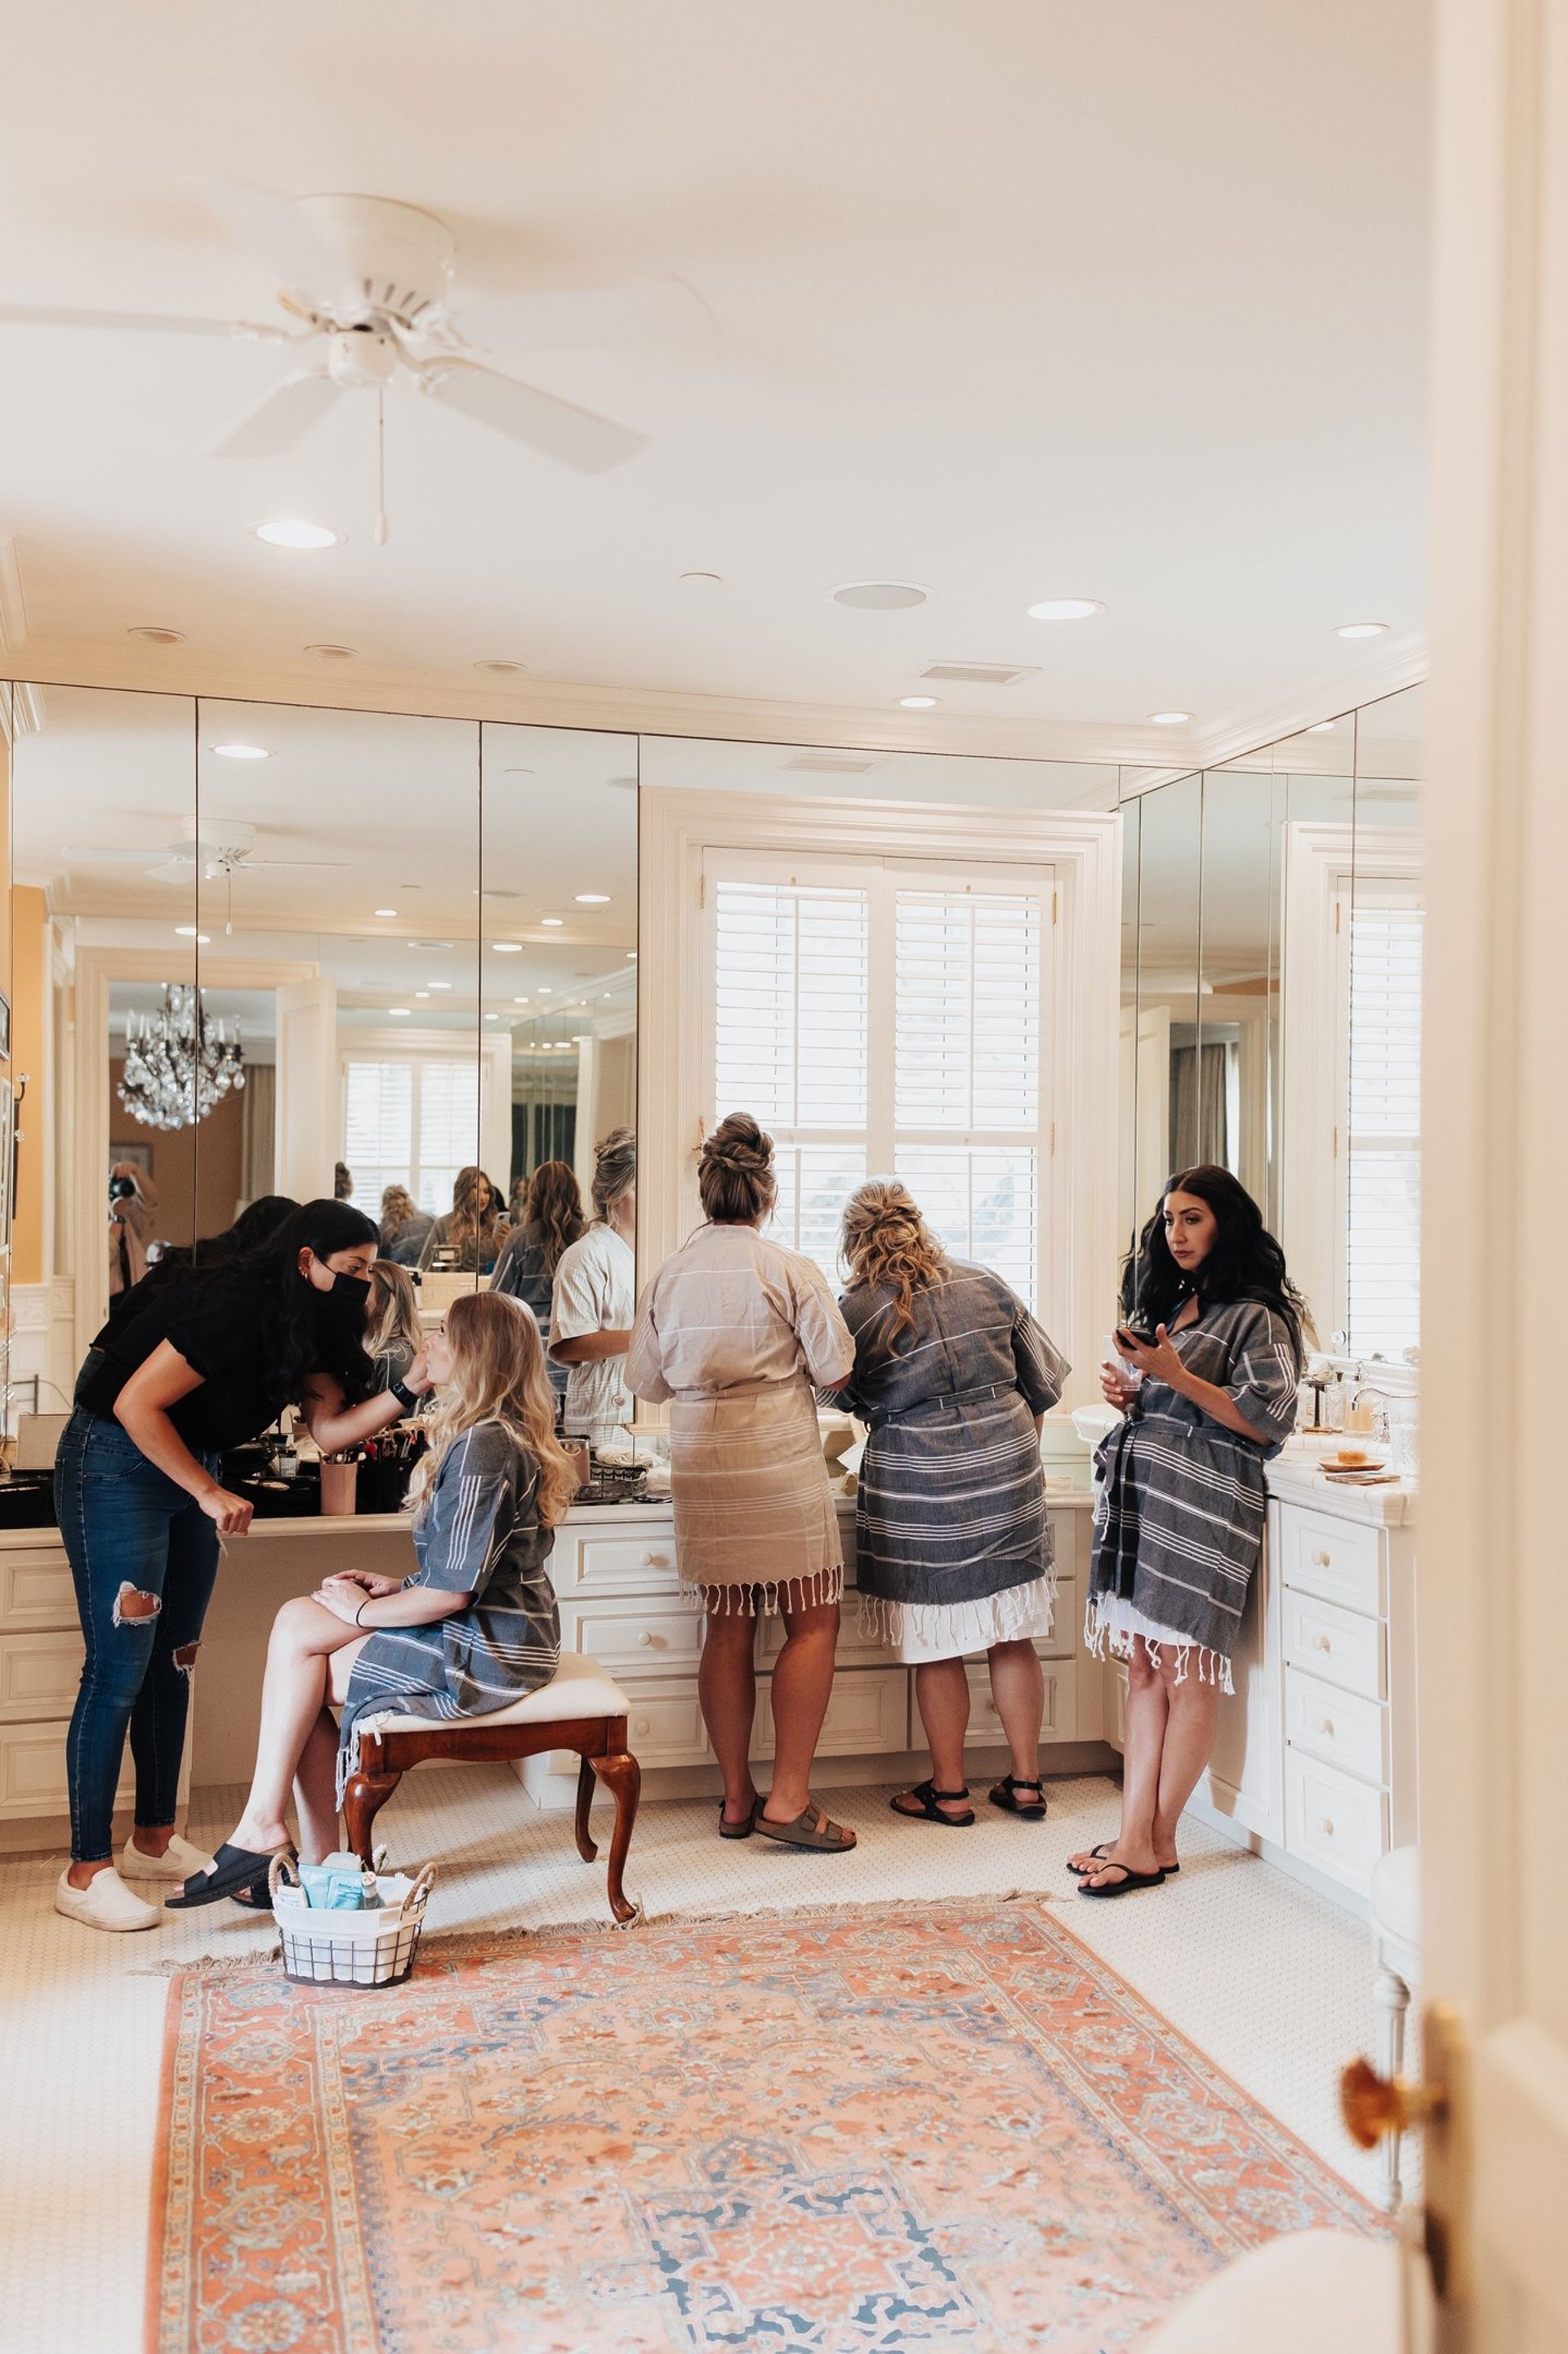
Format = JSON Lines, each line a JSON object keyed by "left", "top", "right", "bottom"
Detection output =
{"left": 1266, "top": 1440, "right": 1417, "bottom": 1527}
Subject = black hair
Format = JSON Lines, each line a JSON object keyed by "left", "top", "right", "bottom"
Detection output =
{"left": 100, "top": 1196, "right": 301, "bottom": 1338}
{"left": 242, "top": 1197, "right": 380, "bottom": 1405}
{"left": 1123, "top": 1164, "right": 1311, "bottom": 1373}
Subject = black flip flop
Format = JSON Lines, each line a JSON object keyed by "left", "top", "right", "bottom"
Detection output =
{"left": 164, "top": 1841, "right": 292, "bottom": 1910}
{"left": 988, "top": 1774, "right": 1048, "bottom": 1821}
{"left": 1078, "top": 1861, "right": 1167, "bottom": 1898}
{"left": 1068, "top": 1842, "right": 1180, "bottom": 1877}
{"left": 890, "top": 1778, "right": 975, "bottom": 1827}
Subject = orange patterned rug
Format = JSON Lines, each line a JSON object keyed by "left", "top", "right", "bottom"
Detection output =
{"left": 149, "top": 1897, "right": 1379, "bottom": 2353}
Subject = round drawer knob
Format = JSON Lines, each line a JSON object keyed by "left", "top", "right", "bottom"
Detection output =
{"left": 1317, "top": 1718, "right": 1335, "bottom": 1737}
{"left": 639, "top": 1552, "right": 668, "bottom": 1567}
{"left": 1312, "top": 1549, "right": 1332, "bottom": 1567}
{"left": 638, "top": 1632, "right": 654, "bottom": 1647}
{"left": 1314, "top": 1634, "right": 1332, "bottom": 1652}
{"left": 633, "top": 1717, "right": 650, "bottom": 1736}
{"left": 1320, "top": 1817, "right": 1335, "bottom": 1836}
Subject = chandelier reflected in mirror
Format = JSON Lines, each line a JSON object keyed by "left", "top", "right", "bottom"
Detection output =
{"left": 118, "top": 985, "right": 245, "bottom": 1132}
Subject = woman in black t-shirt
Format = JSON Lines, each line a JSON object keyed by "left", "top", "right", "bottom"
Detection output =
{"left": 53, "top": 1199, "right": 436, "bottom": 1934}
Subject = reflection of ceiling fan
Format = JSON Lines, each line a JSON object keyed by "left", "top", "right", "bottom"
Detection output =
{"left": 63, "top": 818, "right": 345, "bottom": 885}
{"left": 0, "top": 185, "right": 703, "bottom": 507}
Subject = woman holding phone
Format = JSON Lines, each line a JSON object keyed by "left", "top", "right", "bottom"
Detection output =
{"left": 1074, "top": 1166, "right": 1307, "bottom": 1897}
{"left": 54, "top": 1199, "right": 433, "bottom": 1932}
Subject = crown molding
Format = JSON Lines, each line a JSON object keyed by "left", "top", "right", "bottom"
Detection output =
{"left": 1189, "top": 631, "right": 1428, "bottom": 770}
{"left": 5, "top": 631, "right": 1200, "bottom": 772}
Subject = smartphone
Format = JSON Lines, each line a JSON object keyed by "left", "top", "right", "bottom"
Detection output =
{"left": 1114, "top": 1326, "right": 1154, "bottom": 1353}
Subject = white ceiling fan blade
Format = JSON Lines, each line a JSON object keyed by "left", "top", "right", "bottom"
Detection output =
{"left": 455, "top": 276, "right": 714, "bottom": 355}
{"left": 0, "top": 301, "right": 282, "bottom": 340}
{"left": 192, "top": 179, "right": 347, "bottom": 303}
{"left": 246, "top": 857, "right": 351, "bottom": 869}
{"left": 421, "top": 360, "right": 645, "bottom": 474}
{"left": 62, "top": 844, "right": 188, "bottom": 864}
{"left": 207, "top": 368, "right": 341, "bottom": 459}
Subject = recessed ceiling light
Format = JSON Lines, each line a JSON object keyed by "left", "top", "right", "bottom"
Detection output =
{"left": 1027, "top": 598, "right": 1104, "bottom": 621}
{"left": 538, "top": 987, "right": 554, "bottom": 995}
{"left": 305, "top": 642, "right": 358, "bottom": 660}
{"left": 679, "top": 570, "right": 724, "bottom": 586}
{"left": 127, "top": 624, "right": 185, "bottom": 644}
{"left": 898, "top": 695, "right": 939, "bottom": 710}
{"left": 1149, "top": 711, "right": 1192, "bottom": 726}
{"left": 430, "top": 980, "right": 452, "bottom": 990}
{"left": 484, "top": 1012, "right": 499, "bottom": 1021}
{"left": 574, "top": 893, "right": 611, "bottom": 905}
{"left": 492, "top": 941, "right": 523, "bottom": 952}
{"left": 415, "top": 991, "right": 430, "bottom": 1000}
{"left": 473, "top": 658, "right": 525, "bottom": 673}
{"left": 373, "top": 907, "right": 398, "bottom": 917}
{"left": 254, "top": 518, "right": 341, "bottom": 550}
{"left": 389, "top": 1007, "right": 410, "bottom": 1017}
{"left": 1308, "top": 720, "right": 1337, "bottom": 734}
{"left": 832, "top": 581, "right": 929, "bottom": 611}
{"left": 541, "top": 916, "right": 564, "bottom": 927}
{"left": 626, "top": 952, "right": 637, "bottom": 961}
{"left": 174, "top": 925, "right": 199, "bottom": 937}
{"left": 1335, "top": 621, "right": 1389, "bottom": 640}
{"left": 212, "top": 742, "right": 269, "bottom": 760}
{"left": 513, "top": 995, "right": 530, "bottom": 1004}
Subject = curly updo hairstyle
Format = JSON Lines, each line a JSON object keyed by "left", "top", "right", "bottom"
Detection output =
{"left": 839, "top": 1179, "right": 948, "bottom": 1338}
{"left": 698, "top": 1112, "right": 777, "bottom": 1225}
{"left": 590, "top": 1128, "right": 638, "bottom": 1222}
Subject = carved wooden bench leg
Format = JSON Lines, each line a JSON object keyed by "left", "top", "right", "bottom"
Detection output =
{"left": 343, "top": 1765, "right": 403, "bottom": 1867}
{"left": 573, "top": 1754, "right": 598, "bottom": 1863}
{"left": 589, "top": 1750, "right": 641, "bottom": 1924}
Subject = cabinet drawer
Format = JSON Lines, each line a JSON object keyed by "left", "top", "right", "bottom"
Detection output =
{"left": 1285, "top": 1665, "right": 1388, "bottom": 1786}
{"left": 555, "top": 1677, "right": 709, "bottom": 1772}
{"left": 0, "top": 1549, "right": 75, "bottom": 1633}
{"left": 559, "top": 1599, "right": 702, "bottom": 1674}
{"left": 759, "top": 1603, "right": 900, "bottom": 1670}
{"left": 1283, "top": 1589, "right": 1385, "bottom": 1701}
{"left": 0, "top": 1631, "right": 84, "bottom": 1723}
{"left": 755, "top": 1666, "right": 909, "bottom": 1762}
{"left": 563, "top": 1529, "right": 679, "bottom": 1594}
{"left": 965, "top": 1661, "right": 1077, "bottom": 1745}
{"left": 1279, "top": 1507, "right": 1385, "bottom": 1616}
{"left": 0, "top": 1721, "right": 131, "bottom": 1821}
{"left": 1284, "top": 1749, "right": 1387, "bottom": 1892}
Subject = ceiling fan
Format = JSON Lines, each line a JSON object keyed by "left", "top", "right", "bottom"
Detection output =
{"left": 0, "top": 186, "right": 704, "bottom": 517}
{"left": 63, "top": 818, "right": 345, "bottom": 885}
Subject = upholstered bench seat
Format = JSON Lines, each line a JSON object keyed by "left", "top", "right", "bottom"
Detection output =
{"left": 343, "top": 1651, "right": 642, "bottom": 1923}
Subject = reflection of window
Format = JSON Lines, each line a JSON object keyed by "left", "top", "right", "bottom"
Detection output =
{"left": 708, "top": 860, "right": 1049, "bottom": 1302}
{"left": 1346, "top": 901, "right": 1422, "bottom": 1359}
{"left": 343, "top": 1055, "right": 479, "bottom": 1215}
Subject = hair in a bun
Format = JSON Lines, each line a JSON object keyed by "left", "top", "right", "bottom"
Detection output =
{"left": 698, "top": 1112, "right": 777, "bottom": 1225}
{"left": 840, "top": 1179, "right": 947, "bottom": 1336}
{"left": 591, "top": 1129, "right": 637, "bottom": 1220}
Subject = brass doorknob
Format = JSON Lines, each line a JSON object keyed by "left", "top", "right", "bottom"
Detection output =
{"left": 1339, "top": 2054, "right": 1445, "bottom": 2149}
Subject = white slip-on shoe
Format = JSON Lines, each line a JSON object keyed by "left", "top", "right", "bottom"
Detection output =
{"left": 120, "top": 1832, "right": 215, "bottom": 1883}
{"left": 54, "top": 1866, "right": 161, "bottom": 1933}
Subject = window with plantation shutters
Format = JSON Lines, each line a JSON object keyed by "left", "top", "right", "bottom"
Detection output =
{"left": 706, "top": 854, "right": 1053, "bottom": 1304}
{"left": 342, "top": 1053, "right": 479, "bottom": 1216}
{"left": 1345, "top": 898, "right": 1422, "bottom": 1359}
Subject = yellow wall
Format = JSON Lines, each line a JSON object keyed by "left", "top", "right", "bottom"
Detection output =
{"left": 10, "top": 885, "right": 45, "bottom": 1285}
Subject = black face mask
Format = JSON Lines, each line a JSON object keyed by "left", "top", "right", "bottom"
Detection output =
{"left": 318, "top": 1267, "right": 372, "bottom": 1337}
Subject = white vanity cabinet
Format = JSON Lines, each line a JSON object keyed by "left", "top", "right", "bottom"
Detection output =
{"left": 1185, "top": 1455, "right": 1419, "bottom": 1910}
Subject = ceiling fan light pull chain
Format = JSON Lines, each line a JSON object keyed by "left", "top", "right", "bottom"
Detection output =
{"left": 375, "top": 388, "right": 390, "bottom": 545}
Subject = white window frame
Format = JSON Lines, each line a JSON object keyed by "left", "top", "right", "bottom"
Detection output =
{"left": 639, "top": 788, "right": 1121, "bottom": 1406}
{"left": 338, "top": 1027, "right": 513, "bottom": 1215}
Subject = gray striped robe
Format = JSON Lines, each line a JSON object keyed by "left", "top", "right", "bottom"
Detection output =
{"left": 824, "top": 1262, "right": 1069, "bottom": 1610}
{"left": 338, "top": 1418, "right": 561, "bottom": 1795}
{"left": 1087, "top": 1296, "right": 1300, "bottom": 1680}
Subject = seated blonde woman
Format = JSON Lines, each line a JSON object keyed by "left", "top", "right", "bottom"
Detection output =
{"left": 168, "top": 1291, "right": 577, "bottom": 1910}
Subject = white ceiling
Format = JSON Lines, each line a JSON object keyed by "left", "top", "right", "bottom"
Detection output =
{"left": 0, "top": 2, "right": 1431, "bottom": 751}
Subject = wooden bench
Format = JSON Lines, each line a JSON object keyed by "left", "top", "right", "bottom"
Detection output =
{"left": 341, "top": 1653, "right": 642, "bottom": 1924}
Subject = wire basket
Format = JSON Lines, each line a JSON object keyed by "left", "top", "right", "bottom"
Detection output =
{"left": 575, "top": 1460, "right": 649, "bottom": 1508}
{"left": 270, "top": 1854, "right": 435, "bottom": 1987}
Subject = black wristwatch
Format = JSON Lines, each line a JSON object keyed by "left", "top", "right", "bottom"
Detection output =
{"left": 390, "top": 1379, "right": 418, "bottom": 1414}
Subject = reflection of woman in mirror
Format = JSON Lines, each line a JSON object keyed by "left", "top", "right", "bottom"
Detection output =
{"left": 418, "top": 1165, "right": 505, "bottom": 1275}
{"left": 491, "top": 1160, "right": 586, "bottom": 1402}
{"left": 101, "top": 1194, "right": 298, "bottom": 1346}
{"left": 366, "top": 1259, "right": 425, "bottom": 1393}
{"left": 378, "top": 1184, "right": 432, "bottom": 1268}
{"left": 826, "top": 1181, "right": 1070, "bottom": 1829}
{"left": 108, "top": 1160, "right": 159, "bottom": 1297}
{"left": 54, "top": 1200, "right": 436, "bottom": 1933}
{"left": 172, "top": 1291, "right": 576, "bottom": 1910}
{"left": 1075, "top": 1166, "right": 1307, "bottom": 1896}
{"left": 550, "top": 1130, "right": 636, "bottom": 1447}
{"left": 629, "top": 1116, "right": 858, "bottom": 1851}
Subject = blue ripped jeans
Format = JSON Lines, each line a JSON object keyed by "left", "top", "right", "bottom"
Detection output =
{"left": 55, "top": 1410, "right": 220, "bottom": 1862}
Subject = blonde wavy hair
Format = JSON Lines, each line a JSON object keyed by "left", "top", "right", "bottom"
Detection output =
{"left": 839, "top": 1179, "right": 948, "bottom": 1339}
{"left": 366, "top": 1259, "right": 422, "bottom": 1362}
{"left": 405, "top": 1290, "right": 579, "bottom": 1528}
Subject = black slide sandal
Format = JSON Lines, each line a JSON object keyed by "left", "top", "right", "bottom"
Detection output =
{"left": 164, "top": 1841, "right": 292, "bottom": 1910}
{"left": 890, "top": 1779, "right": 975, "bottom": 1826}
{"left": 989, "top": 1774, "right": 1048, "bottom": 1820}
{"left": 1078, "top": 1861, "right": 1167, "bottom": 1898}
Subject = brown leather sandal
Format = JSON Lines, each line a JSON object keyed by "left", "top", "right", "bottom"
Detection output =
{"left": 718, "top": 1798, "right": 760, "bottom": 1840}
{"left": 755, "top": 1799, "right": 858, "bottom": 1852}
